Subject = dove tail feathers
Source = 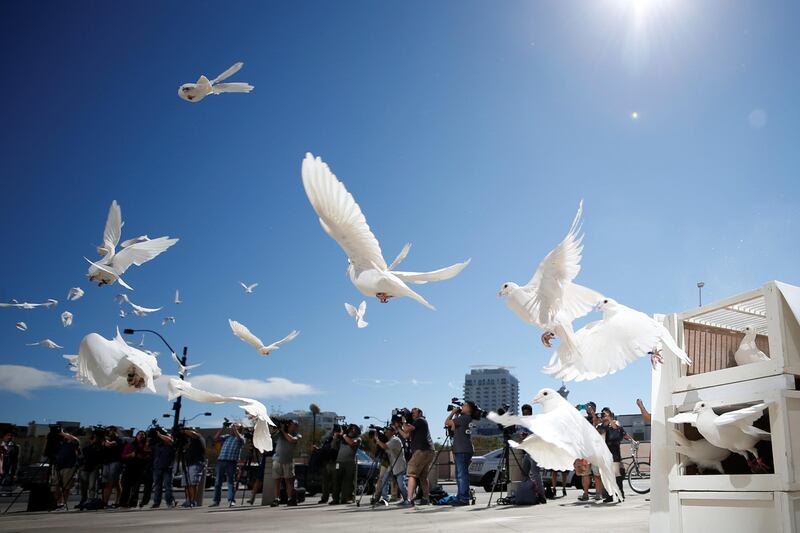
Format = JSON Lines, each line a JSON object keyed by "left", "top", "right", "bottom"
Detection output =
{"left": 212, "top": 82, "right": 254, "bottom": 94}
{"left": 660, "top": 327, "right": 692, "bottom": 365}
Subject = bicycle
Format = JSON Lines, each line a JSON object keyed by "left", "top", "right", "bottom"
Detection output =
{"left": 621, "top": 441, "right": 650, "bottom": 495}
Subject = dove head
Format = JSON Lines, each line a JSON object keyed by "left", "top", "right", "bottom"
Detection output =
{"left": 498, "top": 282, "right": 519, "bottom": 297}
{"left": 178, "top": 84, "right": 199, "bottom": 102}
{"left": 595, "top": 297, "right": 618, "bottom": 313}
{"left": 743, "top": 325, "right": 757, "bottom": 337}
{"left": 532, "top": 388, "right": 563, "bottom": 412}
{"left": 692, "top": 401, "right": 713, "bottom": 414}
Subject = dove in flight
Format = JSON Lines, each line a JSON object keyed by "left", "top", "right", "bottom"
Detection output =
{"left": 120, "top": 235, "right": 150, "bottom": 248}
{"left": 228, "top": 319, "right": 299, "bottom": 356}
{"left": 168, "top": 378, "right": 274, "bottom": 452}
{"left": 671, "top": 429, "right": 730, "bottom": 474}
{"left": 0, "top": 299, "right": 57, "bottom": 309}
{"left": 27, "top": 339, "right": 63, "bottom": 349}
{"left": 86, "top": 200, "right": 178, "bottom": 290}
{"left": 669, "top": 401, "right": 771, "bottom": 473}
{"left": 171, "top": 351, "right": 202, "bottom": 377}
{"left": 302, "top": 153, "right": 470, "bottom": 309}
{"left": 498, "top": 200, "right": 603, "bottom": 350}
{"left": 240, "top": 282, "right": 258, "bottom": 294}
{"left": 344, "top": 301, "right": 368, "bottom": 328}
{"left": 115, "top": 294, "right": 163, "bottom": 317}
{"left": 488, "top": 388, "right": 623, "bottom": 502}
{"left": 67, "top": 287, "right": 85, "bottom": 301}
{"left": 174, "top": 289, "right": 181, "bottom": 305}
{"left": 162, "top": 316, "right": 176, "bottom": 326}
{"left": 61, "top": 311, "right": 73, "bottom": 327}
{"left": 178, "top": 62, "right": 254, "bottom": 103}
{"left": 15, "top": 322, "right": 27, "bottom": 331}
{"left": 119, "top": 308, "right": 127, "bottom": 318}
{"left": 541, "top": 297, "right": 692, "bottom": 382}
{"left": 735, "top": 326, "right": 770, "bottom": 366}
{"left": 65, "top": 328, "right": 161, "bottom": 392}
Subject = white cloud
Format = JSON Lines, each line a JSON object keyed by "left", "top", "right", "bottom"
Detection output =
{"left": 352, "top": 378, "right": 400, "bottom": 388}
{"left": 153, "top": 374, "right": 317, "bottom": 399}
{"left": 0, "top": 364, "right": 73, "bottom": 397}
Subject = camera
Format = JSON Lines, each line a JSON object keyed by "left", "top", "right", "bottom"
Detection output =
{"left": 391, "top": 407, "right": 412, "bottom": 425}
{"left": 367, "top": 424, "right": 389, "bottom": 443}
{"left": 222, "top": 417, "right": 232, "bottom": 428}
{"left": 447, "top": 398, "right": 486, "bottom": 420}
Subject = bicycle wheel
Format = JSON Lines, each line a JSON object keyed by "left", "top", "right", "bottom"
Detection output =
{"left": 627, "top": 461, "right": 650, "bottom": 495}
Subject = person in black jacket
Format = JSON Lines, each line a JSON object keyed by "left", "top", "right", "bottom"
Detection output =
{"left": 596, "top": 407, "right": 634, "bottom": 502}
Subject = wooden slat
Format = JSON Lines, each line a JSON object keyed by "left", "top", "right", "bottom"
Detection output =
{"left": 684, "top": 322, "right": 770, "bottom": 376}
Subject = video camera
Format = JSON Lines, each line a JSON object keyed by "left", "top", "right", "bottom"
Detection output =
{"left": 273, "top": 418, "right": 296, "bottom": 432}
{"left": 367, "top": 424, "right": 389, "bottom": 443}
{"left": 447, "top": 398, "right": 486, "bottom": 420}
{"left": 391, "top": 407, "right": 412, "bottom": 425}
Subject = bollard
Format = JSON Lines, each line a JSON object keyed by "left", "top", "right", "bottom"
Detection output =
{"left": 260, "top": 457, "right": 275, "bottom": 505}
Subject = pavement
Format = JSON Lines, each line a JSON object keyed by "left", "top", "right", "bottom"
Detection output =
{"left": 0, "top": 483, "right": 649, "bottom": 532}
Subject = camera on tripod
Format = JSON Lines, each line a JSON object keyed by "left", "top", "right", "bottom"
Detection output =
{"left": 391, "top": 407, "right": 412, "bottom": 425}
{"left": 447, "top": 398, "right": 486, "bottom": 420}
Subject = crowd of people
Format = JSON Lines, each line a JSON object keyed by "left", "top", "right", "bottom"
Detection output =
{"left": 0, "top": 396, "right": 648, "bottom": 512}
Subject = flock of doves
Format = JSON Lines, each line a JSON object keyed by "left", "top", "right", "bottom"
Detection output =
{"left": 2, "top": 62, "right": 775, "bottom": 491}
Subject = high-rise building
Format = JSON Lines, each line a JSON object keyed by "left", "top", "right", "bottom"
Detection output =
{"left": 462, "top": 367, "right": 519, "bottom": 436}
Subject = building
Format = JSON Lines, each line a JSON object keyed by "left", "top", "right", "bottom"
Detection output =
{"left": 277, "top": 409, "right": 340, "bottom": 436}
{"left": 463, "top": 367, "right": 519, "bottom": 436}
{"left": 618, "top": 413, "right": 651, "bottom": 442}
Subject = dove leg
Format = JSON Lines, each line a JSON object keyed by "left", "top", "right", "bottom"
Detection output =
{"left": 540, "top": 331, "right": 555, "bottom": 348}
{"left": 375, "top": 293, "right": 393, "bottom": 304}
{"left": 649, "top": 349, "right": 664, "bottom": 369}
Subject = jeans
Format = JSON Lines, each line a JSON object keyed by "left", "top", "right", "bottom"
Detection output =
{"left": 454, "top": 452, "right": 472, "bottom": 503}
{"left": 332, "top": 461, "right": 355, "bottom": 503}
{"left": 213, "top": 460, "right": 238, "bottom": 503}
{"left": 152, "top": 467, "right": 174, "bottom": 506}
{"left": 79, "top": 468, "right": 98, "bottom": 502}
{"left": 380, "top": 469, "right": 407, "bottom": 501}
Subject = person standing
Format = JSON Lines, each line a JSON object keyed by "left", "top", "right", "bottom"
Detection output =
{"left": 120, "top": 431, "right": 151, "bottom": 508}
{"left": 271, "top": 420, "right": 302, "bottom": 507}
{"left": 445, "top": 401, "right": 476, "bottom": 506}
{"left": 597, "top": 407, "right": 633, "bottom": 502}
{"left": 210, "top": 422, "right": 245, "bottom": 507}
{"left": 375, "top": 425, "right": 408, "bottom": 505}
{"left": 399, "top": 408, "right": 434, "bottom": 507}
{"left": 150, "top": 429, "right": 175, "bottom": 508}
{"left": 329, "top": 424, "right": 360, "bottom": 506}
{"left": 77, "top": 433, "right": 102, "bottom": 508}
{"left": 0, "top": 432, "right": 19, "bottom": 495}
{"left": 181, "top": 428, "right": 206, "bottom": 508}
{"left": 314, "top": 429, "right": 339, "bottom": 504}
{"left": 50, "top": 430, "right": 80, "bottom": 511}
{"left": 101, "top": 426, "right": 124, "bottom": 508}
{"left": 576, "top": 402, "right": 603, "bottom": 502}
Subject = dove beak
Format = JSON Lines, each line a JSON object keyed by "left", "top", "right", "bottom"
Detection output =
{"left": 532, "top": 393, "right": 543, "bottom": 404}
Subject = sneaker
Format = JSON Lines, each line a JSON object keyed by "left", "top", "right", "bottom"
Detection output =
{"left": 562, "top": 487, "right": 567, "bottom": 497}
{"left": 180, "top": 501, "right": 192, "bottom": 508}
{"left": 397, "top": 500, "right": 414, "bottom": 507}
{"left": 270, "top": 499, "right": 281, "bottom": 507}
{"left": 317, "top": 497, "right": 328, "bottom": 504}
{"left": 208, "top": 501, "right": 220, "bottom": 508}
{"left": 419, "top": 498, "right": 430, "bottom": 505}
{"left": 328, "top": 500, "right": 340, "bottom": 505}
{"left": 229, "top": 501, "right": 237, "bottom": 507}
{"left": 377, "top": 498, "right": 389, "bottom": 507}
{"left": 603, "top": 496, "right": 614, "bottom": 503}
{"left": 593, "top": 493, "right": 603, "bottom": 501}
{"left": 150, "top": 503, "right": 160, "bottom": 509}
{"left": 287, "top": 499, "right": 297, "bottom": 507}
{"left": 577, "top": 494, "right": 589, "bottom": 502}
{"left": 53, "top": 504, "right": 67, "bottom": 512}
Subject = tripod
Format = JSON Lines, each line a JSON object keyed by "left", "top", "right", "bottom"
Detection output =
{"left": 370, "top": 444, "right": 405, "bottom": 509}
{"left": 171, "top": 434, "right": 192, "bottom": 507}
{"left": 236, "top": 436, "right": 260, "bottom": 505}
{"left": 356, "top": 445, "right": 384, "bottom": 507}
{"left": 486, "top": 428, "right": 524, "bottom": 507}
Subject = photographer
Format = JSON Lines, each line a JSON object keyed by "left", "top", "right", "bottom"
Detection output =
{"left": 101, "top": 426, "right": 124, "bottom": 508}
{"left": 210, "top": 420, "right": 245, "bottom": 507}
{"left": 445, "top": 400, "right": 478, "bottom": 506}
{"left": 181, "top": 427, "right": 206, "bottom": 508}
{"left": 375, "top": 425, "right": 408, "bottom": 506}
{"left": 150, "top": 428, "right": 175, "bottom": 508}
{"left": 596, "top": 407, "right": 633, "bottom": 502}
{"left": 120, "top": 430, "right": 152, "bottom": 508}
{"left": 329, "top": 423, "right": 360, "bottom": 506}
{"left": 314, "top": 427, "right": 339, "bottom": 504}
{"left": 77, "top": 432, "right": 102, "bottom": 509}
{"left": 575, "top": 402, "right": 603, "bottom": 502}
{"left": 48, "top": 428, "right": 79, "bottom": 511}
{"left": 398, "top": 407, "right": 433, "bottom": 507}
{"left": 0, "top": 432, "right": 19, "bottom": 494}
{"left": 270, "top": 419, "right": 301, "bottom": 507}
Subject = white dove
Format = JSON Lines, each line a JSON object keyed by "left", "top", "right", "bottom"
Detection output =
{"left": 302, "top": 153, "right": 470, "bottom": 310}
{"left": 488, "top": 387, "right": 623, "bottom": 502}
{"left": 162, "top": 316, "right": 176, "bottom": 326}
{"left": 115, "top": 294, "right": 163, "bottom": 317}
{"left": 167, "top": 378, "right": 274, "bottom": 452}
{"left": 178, "top": 62, "right": 254, "bottom": 103}
{"left": 344, "top": 301, "right": 368, "bottom": 328}
{"left": 119, "top": 308, "right": 127, "bottom": 318}
{"left": 542, "top": 297, "right": 692, "bottom": 382}
{"left": 120, "top": 235, "right": 150, "bottom": 248}
{"left": 27, "top": 339, "right": 63, "bottom": 349}
{"left": 240, "top": 282, "right": 258, "bottom": 294}
{"left": 734, "top": 326, "right": 770, "bottom": 366}
{"left": 67, "top": 287, "right": 85, "bottom": 301}
{"left": 61, "top": 311, "right": 73, "bottom": 328}
{"left": 228, "top": 319, "right": 299, "bottom": 356}
{"left": 668, "top": 401, "right": 771, "bottom": 473}
{"left": 498, "top": 200, "right": 602, "bottom": 349}
{"left": 0, "top": 299, "right": 56, "bottom": 309}
{"left": 65, "top": 328, "right": 161, "bottom": 393}
{"left": 86, "top": 200, "right": 178, "bottom": 290}
{"left": 174, "top": 289, "right": 181, "bottom": 305}
{"left": 15, "top": 322, "right": 27, "bottom": 331}
{"left": 170, "top": 351, "right": 202, "bottom": 377}
{"left": 671, "top": 429, "right": 730, "bottom": 474}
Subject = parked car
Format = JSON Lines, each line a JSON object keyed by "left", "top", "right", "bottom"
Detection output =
{"left": 470, "top": 448, "right": 578, "bottom": 492}
{"left": 295, "top": 449, "right": 376, "bottom": 496}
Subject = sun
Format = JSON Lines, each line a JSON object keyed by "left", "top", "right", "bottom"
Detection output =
{"left": 631, "top": 111, "right": 639, "bottom": 119}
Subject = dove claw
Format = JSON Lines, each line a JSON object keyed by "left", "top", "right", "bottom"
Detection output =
{"left": 376, "top": 292, "right": 392, "bottom": 304}
{"left": 649, "top": 349, "right": 664, "bottom": 369}
{"left": 541, "top": 332, "right": 555, "bottom": 348}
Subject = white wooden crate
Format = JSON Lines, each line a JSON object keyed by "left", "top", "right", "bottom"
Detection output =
{"left": 665, "top": 281, "right": 800, "bottom": 392}
{"left": 669, "top": 490, "right": 800, "bottom": 533}
{"left": 668, "top": 380, "right": 800, "bottom": 492}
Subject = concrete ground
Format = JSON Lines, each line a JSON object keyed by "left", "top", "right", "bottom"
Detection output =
{"left": 0, "top": 483, "right": 648, "bottom": 532}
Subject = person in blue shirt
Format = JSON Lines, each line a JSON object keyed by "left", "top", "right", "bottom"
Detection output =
{"left": 209, "top": 422, "right": 244, "bottom": 507}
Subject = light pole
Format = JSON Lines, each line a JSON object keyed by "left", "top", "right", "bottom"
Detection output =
{"left": 183, "top": 412, "right": 212, "bottom": 425}
{"left": 697, "top": 282, "right": 705, "bottom": 307}
{"left": 363, "top": 415, "right": 388, "bottom": 426}
{"left": 310, "top": 403, "right": 320, "bottom": 445}
{"left": 124, "top": 328, "right": 187, "bottom": 433}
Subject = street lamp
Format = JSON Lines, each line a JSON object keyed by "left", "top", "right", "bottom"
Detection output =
{"left": 124, "top": 328, "right": 188, "bottom": 433}
{"left": 183, "top": 412, "right": 212, "bottom": 424}
{"left": 363, "top": 415, "right": 388, "bottom": 425}
{"left": 697, "top": 282, "right": 705, "bottom": 307}
{"left": 310, "top": 403, "right": 320, "bottom": 445}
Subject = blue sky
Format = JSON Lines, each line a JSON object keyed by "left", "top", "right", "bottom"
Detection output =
{"left": 1, "top": 1, "right": 798, "bottom": 441}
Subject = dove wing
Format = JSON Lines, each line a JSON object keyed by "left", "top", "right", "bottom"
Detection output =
{"left": 301, "top": 153, "right": 387, "bottom": 271}
{"left": 102, "top": 200, "right": 123, "bottom": 253}
{"left": 358, "top": 300, "right": 367, "bottom": 315}
{"left": 132, "top": 303, "right": 163, "bottom": 313}
{"left": 248, "top": 283, "right": 259, "bottom": 290}
{"left": 228, "top": 319, "right": 264, "bottom": 350}
{"left": 392, "top": 259, "right": 471, "bottom": 284}
{"left": 344, "top": 303, "right": 357, "bottom": 318}
{"left": 714, "top": 403, "right": 770, "bottom": 428}
{"left": 211, "top": 62, "right": 243, "bottom": 84}
{"left": 668, "top": 412, "right": 699, "bottom": 425}
{"left": 270, "top": 330, "right": 299, "bottom": 348}
{"left": 110, "top": 237, "right": 179, "bottom": 275}
{"left": 387, "top": 243, "right": 411, "bottom": 270}
{"left": 167, "top": 378, "right": 237, "bottom": 403}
